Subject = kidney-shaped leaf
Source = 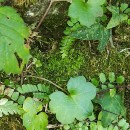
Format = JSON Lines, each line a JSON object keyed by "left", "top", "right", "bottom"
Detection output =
{"left": 68, "top": 0, "right": 105, "bottom": 27}
{"left": 0, "top": 6, "right": 30, "bottom": 73}
{"left": 49, "top": 76, "right": 96, "bottom": 124}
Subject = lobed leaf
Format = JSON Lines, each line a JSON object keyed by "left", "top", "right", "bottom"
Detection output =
{"left": 68, "top": 0, "right": 105, "bottom": 27}
{"left": 0, "top": 6, "right": 30, "bottom": 73}
{"left": 23, "top": 98, "right": 48, "bottom": 130}
{"left": 49, "top": 76, "right": 96, "bottom": 124}
{"left": 23, "top": 112, "right": 48, "bottom": 130}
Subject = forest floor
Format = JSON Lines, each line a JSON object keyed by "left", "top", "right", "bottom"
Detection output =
{"left": 0, "top": 1, "right": 130, "bottom": 129}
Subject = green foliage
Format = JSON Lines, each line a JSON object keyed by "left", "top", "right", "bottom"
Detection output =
{"left": 68, "top": 0, "right": 105, "bottom": 27}
{"left": 69, "top": 23, "right": 110, "bottom": 51}
{"left": 63, "top": 121, "right": 89, "bottom": 130}
{"left": 99, "top": 73, "right": 106, "bottom": 83}
{"left": 0, "top": 0, "right": 129, "bottom": 129}
{"left": 0, "top": 6, "right": 30, "bottom": 74}
{"left": 60, "top": 36, "right": 75, "bottom": 58}
{"left": 61, "top": 1, "right": 130, "bottom": 54}
{"left": 91, "top": 78, "right": 99, "bottom": 87}
{"left": 23, "top": 97, "right": 48, "bottom": 130}
{"left": 60, "top": 19, "right": 81, "bottom": 58}
{"left": 62, "top": 118, "right": 130, "bottom": 130}
{"left": 61, "top": 20, "right": 110, "bottom": 57}
{"left": 120, "top": 3, "right": 128, "bottom": 12}
{"left": 49, "top": 76, "right": 96, "bottom": 124}
{"left": 98, "top": 94, "right": 126, "bottom": 127}
{"left": 92, "top": 72, "right": 125, "bottom": 92}
{"left": 116, "top": 76, "right": 125, "bottom": 84}
{"left": 108, "top": 72, "right": 115, "bottom": 83}
{"left": 118, "top": 118, "right": 130, "bottom": 130}
{"left": 0, "top": 98, "right": 21, "bottom": 117}
{"left": 0, "top": 84, "right": 50, "bottom": 105}
{"left": 107, "top": 5, "right": 128, "bottom": 29}
{"left": 90, "top": 73, "right": 127, "bottom": 127}
{"left": 41, "top": 49, "right": 84, "bottom": 82}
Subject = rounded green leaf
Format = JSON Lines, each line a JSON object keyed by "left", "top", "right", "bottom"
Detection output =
{"left": 99, "top": 73, "right": 106, "bottom": 83}
{"left": 23, "top": 112, "right": 48, "bottom": 130}
{"left": 101, "top": 85, "right": 107, "bottom": 89}
{"left": 23, "top": 112, "right": 35, "bottom": 130}
{"left": 49, "top": 76, "right": 96, "bottom": 124}
{"left": 68, "top": 0, "right": 105, "bottom": 27}
{"left": 91, "top": 78, "right": 99, "bottom": 87}
{"left": 108, "top": 72, "right": 115, "bottom": 83}
{"left": 33, "top": 112, "right": 48, "bottom": 130}
{"left": 116, "top": 76, "right": 125, "bottom": 84}
{"left": 0, "top": 6, "right": 30, "bottom": 73}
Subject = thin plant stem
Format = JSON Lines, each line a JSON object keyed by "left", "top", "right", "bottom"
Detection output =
{"left": 26, "top": 75, "right": 67, "bottom": 93}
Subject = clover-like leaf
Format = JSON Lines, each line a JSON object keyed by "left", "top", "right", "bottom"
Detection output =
{"left": 98, "top": 94, "right": 126, "bottom": 127}
{"left": 68, "top": 0, "right": 105, "bottom": 27}
{"left": 49, "top": 76, "right": 96, "bottom": 124}
{"left": 0, "top": 6, "right": 30, "bottom": 73}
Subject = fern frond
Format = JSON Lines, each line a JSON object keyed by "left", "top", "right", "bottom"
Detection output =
{"left": 0, "top": 98, "right": 21, "bottom": 117}
{"left": 0, "top": 84, "right": 50, "bottom": 105}
{"left": 60, "top": 36, "right": 75, "bottom": 58}
{"left": 60, "top": 19, "right": 81, "bottom": 58}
